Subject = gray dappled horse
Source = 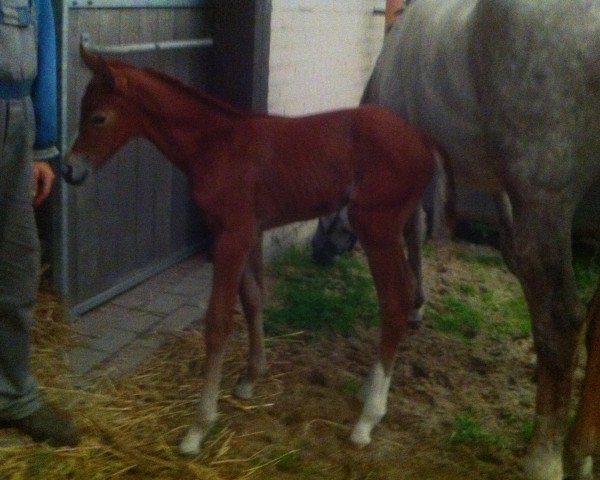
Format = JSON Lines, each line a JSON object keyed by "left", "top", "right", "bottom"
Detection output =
{"left": 313, "top": 1, "right": 600, "bottom": 478}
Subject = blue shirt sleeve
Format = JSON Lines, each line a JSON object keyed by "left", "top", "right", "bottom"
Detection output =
{"left": 31, "top": 0, "right": 58, "bottom": 159}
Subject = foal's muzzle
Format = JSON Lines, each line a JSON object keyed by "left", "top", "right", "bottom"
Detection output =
{"left": 62, "top": 163, "right": 90, "bottom": 185}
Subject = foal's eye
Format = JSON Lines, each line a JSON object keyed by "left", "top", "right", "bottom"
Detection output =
{"left": 89, "top": 114, "right": 107, "bottom": 126}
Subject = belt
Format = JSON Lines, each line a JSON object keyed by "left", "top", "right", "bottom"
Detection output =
{"left": 0, "top": 80, "right": 33, "bottom": 99}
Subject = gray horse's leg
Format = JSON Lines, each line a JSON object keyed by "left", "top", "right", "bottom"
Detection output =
{"left": 426, "top": 151, "right": 453, "bottom": 242}
{"left": 404, "top": 206, "right": 426, "bottom": 326}
{"left": 494, "top": 191, "right": 518, "bottom": 275}
{"left": 507, "top": 193, "right": 585, "bottom": 480}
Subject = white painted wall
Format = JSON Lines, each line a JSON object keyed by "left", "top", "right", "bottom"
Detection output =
{"left": 264, "top": 0, "right": 385, "bottom": 258}
{"left": 268, "top": 0, "right": 384, "bottom": 115}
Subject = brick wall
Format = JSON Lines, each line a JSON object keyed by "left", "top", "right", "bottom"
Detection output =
{"left": 264, "top": 0, "right": 385, "bottom": 258}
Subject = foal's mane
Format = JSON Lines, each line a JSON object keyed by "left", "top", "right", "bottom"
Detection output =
{"left": 120, "top": 61, "right": 266, "bottom": 119}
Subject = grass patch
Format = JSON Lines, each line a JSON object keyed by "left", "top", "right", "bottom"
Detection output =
{"left": 450, "top": 414, "right": 507, "bottom": 448}
{"left": 265, "top": 241, "right": 595, "bottom": 343}
{"left": 337, "top": 378, "right": 362, "bottom": 397}
{"left": 520, "top": 419, "right": 534, "bottom": 443}
{"left": 496, "top": 296, "right": 530, "bottom": 338}
{"left": 456, "top": 251, "right": 505, "bottom": 269}
{"left": 429, "top": 245, "right": 531, "bottom": 340}
{"left": 573, "top": 248, "right": 600, "bottom": 302}
{"left": 267, "top": 243, "right": 533, "bottom": 342}
{"left": 429, "top": 295, "right": 483, "bottom": 340}
{"left": 265, "top": 246, "right": 378, "bottom": 337}
{"left": 422, "top": 241, "right": 435, "bottom": 258}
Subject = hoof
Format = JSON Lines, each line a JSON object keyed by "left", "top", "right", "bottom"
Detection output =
{"left": 179, "top": 426, "right": 203, "bottom": 456}
{"left": 408, "top": 306, "right": 424, "bottom": 329}
{"left": 523, "top": 446, "right": 563, "bottom": 480}
{"left": 233, "top": 380, "right": 254, "bottom": 400}
{"left": 350, "top": 422, "right": 372, "bottom": 447}
{"left": 563, "top": 454, "right": 593, "bottom": 480}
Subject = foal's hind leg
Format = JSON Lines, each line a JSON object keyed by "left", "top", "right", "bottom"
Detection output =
{"left": 348, "top": 207, "right": 415, "bottom": 446}
{"left": 234, "top": 237, "right": 267, "bottom": 400}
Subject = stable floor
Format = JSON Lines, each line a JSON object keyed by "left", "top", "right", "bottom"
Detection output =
{"left": 68, "top": 254, "right": 212, "bottom": 382}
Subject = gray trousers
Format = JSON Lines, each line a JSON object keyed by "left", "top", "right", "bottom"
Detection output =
{"left": 0, "top": 96, "right": 42, "bottom": 420}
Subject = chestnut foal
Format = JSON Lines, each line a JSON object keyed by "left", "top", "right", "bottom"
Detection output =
{"left": 64, "top": 49, "right": 434, "bottom": 454}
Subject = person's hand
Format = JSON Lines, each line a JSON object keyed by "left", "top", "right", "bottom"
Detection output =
{"left": 32, "top": 161, "right": 55, "bottom": 207}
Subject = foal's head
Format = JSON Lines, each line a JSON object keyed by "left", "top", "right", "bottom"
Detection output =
{"left": 64, "top": 48, "right": 143, "bottom": 184}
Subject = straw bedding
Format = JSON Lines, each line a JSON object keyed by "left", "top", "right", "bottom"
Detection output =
{"left": 0, "top": 244, "right": 555, "bottom": 480}
{"left": 0, "top": 287, "right": 309, "bottom": 479}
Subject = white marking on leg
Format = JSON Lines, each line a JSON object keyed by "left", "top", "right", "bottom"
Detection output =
{"left": 574, "top": 456, "right": 594, "bottom": 480}
{"left": 179, "top": 402, "right": 219, "bottom": 456}
{"left": 179, "top": 366, "right": 221, "bottom": 456}
{"left": 523, "top": 416, "right": 564, "bottom": 480}
{"left": 351, "top": 361, "right": 392, "bottom": 446}
{"left": 179, "top": 425, "right": 204, "bottom": 456}
{"left": 524, "top": 445, "right": 563, "bottom": 480}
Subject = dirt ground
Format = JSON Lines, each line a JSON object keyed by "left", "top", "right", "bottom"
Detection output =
{"left": 1, "top": 241, "right": 597, "bottom": 479}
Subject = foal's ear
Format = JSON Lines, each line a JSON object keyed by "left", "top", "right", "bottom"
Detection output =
{"left": 80, "top": 44, "right": 111, "bottom": 79}
{"left": 80, "top": 45, "right": 128, "bottom": 93}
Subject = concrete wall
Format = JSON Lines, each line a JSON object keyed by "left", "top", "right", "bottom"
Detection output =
{"left": 264, "top": 0, "right": 385, "bottom": 258}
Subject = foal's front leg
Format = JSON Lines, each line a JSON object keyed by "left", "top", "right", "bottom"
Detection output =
{"left": 234, "top": 236, "right": 267, "bottom": 400}
{"left": 179, "top": 229, "right": 255, "bottom": 456}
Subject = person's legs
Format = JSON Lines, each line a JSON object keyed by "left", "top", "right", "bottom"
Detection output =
{"left": 0, "top": 98, "right": 78, "bottom": 446}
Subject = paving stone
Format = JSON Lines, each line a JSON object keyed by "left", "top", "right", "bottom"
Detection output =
{"left": 154, "top": 305, "right": 204, "bottom": 334}
{"left": 144, "top": 292, "right": 190, "bottom": 315}
{"left": 155, "top": 264, "right": 195, "bottom": 286}
{"left": 69, "top": 255, "right": 213, "bottom": 380}
{"left": 167, "top": 277, "right": 206, "bottom": 297}
{"left": 93, "top": 335, "right": 165, "bottom": 380}
{"left": 113, "top": 310, "right": 161, "bottom": 333}
{"left": 145, "top": 256, "right": 206, "bottom": 288}
{"left": 74, "top": 304, "right": 135, "bottom": 337}
{"left": 110, "top": 282, "right": 159, "bottom": 309}
{"left": 167, "top": 265, "right": 213, "bottom": 297}
{"left": 69, "top": 347, "right": 113, "bottom": 376}
{"left": 83, "top": 328, "right": 138, "bottom": 354}
{"left": 168, "top": 254, "right": 206, "bottom": 276}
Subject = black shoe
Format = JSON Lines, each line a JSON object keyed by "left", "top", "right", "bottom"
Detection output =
{"left": 0, "top": 405, "right": 79, "bottom": 447}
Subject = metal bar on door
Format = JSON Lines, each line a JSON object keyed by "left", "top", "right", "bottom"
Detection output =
{"left": 80, "top": 32, "right": 213, "bottom": 55}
